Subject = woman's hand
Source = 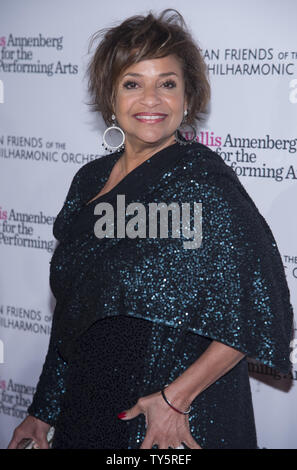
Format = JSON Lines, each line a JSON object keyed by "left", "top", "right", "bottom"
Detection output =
{"left": 7, "top": 415, "right": 51, "bottom": 449}
{"left": 118, "top": 390, "right": 202, "bottom": 449}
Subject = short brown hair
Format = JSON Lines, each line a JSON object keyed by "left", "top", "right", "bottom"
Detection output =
{"left": 86, "top": 9, "right": 210, "bottom": 126}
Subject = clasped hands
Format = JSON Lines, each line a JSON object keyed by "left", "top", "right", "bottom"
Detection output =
{"left": 118, "top": 388, "right": 202, "bottom": 449}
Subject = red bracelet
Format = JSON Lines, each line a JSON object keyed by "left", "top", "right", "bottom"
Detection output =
{"left": 161, "top": 384, "right": 192, "bottom": 415}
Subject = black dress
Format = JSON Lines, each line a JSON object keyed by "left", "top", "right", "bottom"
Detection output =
{"left": 51, "top": 317, "right": 257, "bottom": 449}
{"left": 51, "top": 315, "right": 152, "bottom": 449}
{"left": 51, "top": 198, "right": 250, "bottom": 449}
{"left": 27, "top": 142, "right": 293, "bottom": 449}
{"left": 50, "top": 198, "right": 156, "bottom": 449}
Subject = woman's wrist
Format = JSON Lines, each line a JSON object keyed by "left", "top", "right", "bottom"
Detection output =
{"left": 161, "top": 385, "right": 192, "bottom": 414}
{"left": 161, "top": 381, "right": 194, "bottom": 413}
{"left": 161, "top": 341, "right": 246, "bottom": 414}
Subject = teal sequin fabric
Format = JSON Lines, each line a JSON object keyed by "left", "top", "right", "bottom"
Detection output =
{"left": 27, "top": 141, "right": 293, "bottom": 448}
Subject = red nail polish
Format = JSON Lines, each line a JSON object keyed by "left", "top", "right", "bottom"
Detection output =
{"left": 117, "top": 412, "right": 126, "bottom": 419}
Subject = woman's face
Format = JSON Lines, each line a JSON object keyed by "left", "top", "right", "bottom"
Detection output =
{"left": 113, "top": 54, "right": 187, "bottom": 149}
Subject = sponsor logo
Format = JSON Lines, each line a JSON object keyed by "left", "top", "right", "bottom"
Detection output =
{"left": 0, "top": 377, "right": 36, "bottom": 420}
{"left": 0, "top": 33, "right": 78, "bottom": 76}
{"left": 284, "top": 255, "right": 297, "bottom": 280}
{"left": 0, "top": 206, "right": 55, "bottom": 253}
{"left": 203, "top": 48, "right": 297, "bottom": 76}
{"left": 0, "top": 304, "right": 52, "bottom": 335}
{"left": 215, "top": 134, "right": 297, "bottom": 182}
{"left": 0, "top": 135, "right": 101, "bottom": 164}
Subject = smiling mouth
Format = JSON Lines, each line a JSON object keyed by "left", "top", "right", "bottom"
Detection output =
{"left": 134, "top": 113, "right": 167, "bottom": 123}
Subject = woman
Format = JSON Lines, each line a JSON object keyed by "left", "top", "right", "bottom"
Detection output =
{"left": 8, "top": 9, "right": 293, "bottom": 450}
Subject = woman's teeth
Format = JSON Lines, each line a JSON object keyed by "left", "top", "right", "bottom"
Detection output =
{"left": 135, "top": 115, "right": 166, "bottom": 120}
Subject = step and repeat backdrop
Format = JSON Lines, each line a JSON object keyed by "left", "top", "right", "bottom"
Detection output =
{"left": 0, "top": 0, "right": 296, "bottom": 449}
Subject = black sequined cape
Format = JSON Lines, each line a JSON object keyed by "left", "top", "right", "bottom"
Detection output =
{"left": 27, "top": 141, "right": 293, "bottom": 448}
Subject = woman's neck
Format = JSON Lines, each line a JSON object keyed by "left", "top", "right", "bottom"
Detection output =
{"left": 119, "top": 134, "right": 176, "bottom": 176}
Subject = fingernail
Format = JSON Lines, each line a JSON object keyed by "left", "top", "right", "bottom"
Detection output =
{"left": 117, "top": 412, "right": 127, "bottom": 419}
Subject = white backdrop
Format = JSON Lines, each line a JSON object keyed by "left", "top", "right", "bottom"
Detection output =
{"left": 0, "top": 0, "right": 296, "bottom": 449}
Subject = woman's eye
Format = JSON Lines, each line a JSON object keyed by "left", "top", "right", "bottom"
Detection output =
{"left": 122, "top": 80, "right": 177, "bottom": 90}
{"left": 162, "top": 80, "right": 176, "bottom": 88}
{"left": 123, "top": 81, "right": 138, "bottom": 89}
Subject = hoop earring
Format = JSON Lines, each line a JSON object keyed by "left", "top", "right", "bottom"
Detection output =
{"left": 174, "top": 110, "right": 197, "bottom": 146}
{"left": 102, "top": 114, "right": 125, "bottom": 153}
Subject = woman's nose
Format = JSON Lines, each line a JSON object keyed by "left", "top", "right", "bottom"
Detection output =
{"left": 139, "top": 86, "right": 162, "bottom": 106}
